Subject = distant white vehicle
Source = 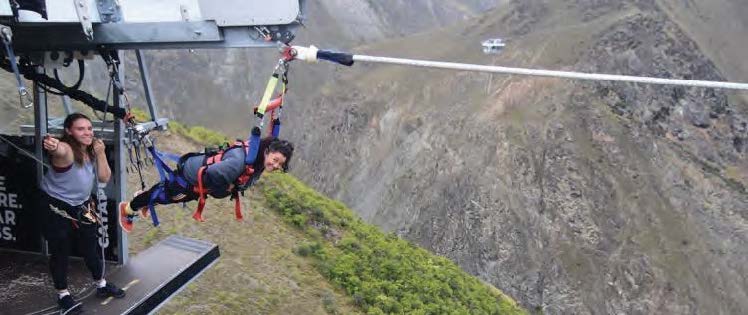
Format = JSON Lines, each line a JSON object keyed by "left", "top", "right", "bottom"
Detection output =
{"left": 482, "top": 38, "right": 506, "bottom": 54}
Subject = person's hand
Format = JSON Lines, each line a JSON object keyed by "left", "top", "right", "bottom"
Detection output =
{"left": 43, "top": 135, "right": 60, "bottom": 152}
{"left": 93, "top": 138, "right": 105, "bottom": 155}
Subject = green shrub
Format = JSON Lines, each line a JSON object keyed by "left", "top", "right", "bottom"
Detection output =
{"left": 260, "top": 173, "right": 526, "bottom": 314}
{"left": 322, "top": 290, "right": 339, "bottom": 314}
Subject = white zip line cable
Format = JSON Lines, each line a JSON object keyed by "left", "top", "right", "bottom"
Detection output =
{"left": 290, "top": 46, "right": 748, "bottom": 91}
{"left": 351, "top": 55, "right": 748, "bottom": 90}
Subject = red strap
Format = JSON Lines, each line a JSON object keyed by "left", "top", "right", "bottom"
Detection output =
{"left": 193, "top": 166, "right": 208, "bottom": 222}
{"left": 194, "top": 153, "right": 252, "bottom": 222}
{"left": 123, "top": 111, "right": 135, "bottom": 124}
{"left": 281, "top": 45, "right": 294, "bottom": 61}
{"left": 207, "top": 141, "right": 245, "bottom": 165}
{"left": 266, "top": 109, "right": 275, "bottom": 136}
{"left": 206, "top": 151, "right": 224, "bottom": 165}
{"left": 252, "top": 94, "right": 284, "bottom": 115}
{"left": 235, "top": 166, "right": 254, "bottom": 186}
{"left": 233, "top": 165, "right": 254, "bottom": 220}
{"left": 233, "top": 191, "right": 243, "bottom": 221}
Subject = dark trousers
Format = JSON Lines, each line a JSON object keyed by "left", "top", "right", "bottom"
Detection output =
{"left": 40, "top": 193, "right": 103, "bottom": 290}
{"left": 130, "top": 180, "right": 197, "bottom": 211}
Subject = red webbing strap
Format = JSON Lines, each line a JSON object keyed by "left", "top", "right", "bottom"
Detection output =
{"left": 253, "top": 93, "right": 284, "bottom": 116}
{"left": 206, "top": 151, "right": 224, "bottom": 165}
{"left": 233, "top": 191, "right": 243, "bottom": 221}
{"left": 193, "top": 166, "right": 208, "bottom": 222}
{"left": 233, "top": 165, "right": 255, "bottom": 220}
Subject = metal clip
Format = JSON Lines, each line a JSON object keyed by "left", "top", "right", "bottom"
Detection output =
{"left": 0, "top": 25, "right": 11, "bottom": 43}
{"left": 254, "top": 26, "right": 272, "bottom": 41}
{"left": 17, "top": 87, "right": 32, "bottom": 108}
{"left": 273, "top": 59, "right": 288, "bottom": 76}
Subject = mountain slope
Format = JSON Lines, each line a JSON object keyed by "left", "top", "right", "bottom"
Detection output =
{"left": 281, "top": 1, "right": 748, "bottom": 313}
{"left": 2, "top": 0, "right": 746, "bottom": 313}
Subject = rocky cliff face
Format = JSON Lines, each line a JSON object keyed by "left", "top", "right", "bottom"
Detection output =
{"left": 283, "top": 1, "right": 748, "bottom": 313}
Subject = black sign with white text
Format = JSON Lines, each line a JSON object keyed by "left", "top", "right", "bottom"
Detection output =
{"left": 0, "top": 136, "right": 42, "bottom": 252}
{"left": 0, "top": 135, "right": 119, "bottom": 261}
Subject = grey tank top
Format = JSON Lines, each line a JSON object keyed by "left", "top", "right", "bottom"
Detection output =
{"left": 42, "top": 160, "right": 95, "bottom": 206}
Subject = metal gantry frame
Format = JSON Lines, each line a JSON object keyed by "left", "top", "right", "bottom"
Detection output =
{"left": 3, "top": 0, "right": 304, "bottom": 265}
{"left": 32, "top": 66, "right": 47, "bottom": 255}
{"left": 112, "top": 57, "right": 128, "bottom": 264}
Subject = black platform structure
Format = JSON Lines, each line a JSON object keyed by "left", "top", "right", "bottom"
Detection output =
{"left": 0, "top": 1, "right": 302, "bottom": 314}
{"left": 2, "top": 236, "right": 219, "bottom": 315}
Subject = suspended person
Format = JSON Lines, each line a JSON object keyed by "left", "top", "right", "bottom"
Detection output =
{"left": 118, "top": 137, "right": 294, "bottom": 233}
{"left": 40, "top": 113, "right": 126, "bottom": 314}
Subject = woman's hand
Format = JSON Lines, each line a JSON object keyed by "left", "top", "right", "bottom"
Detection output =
{"left": 43, "top": 134, "right": 72, "bottom": 167}
{"left": 93, "top": 138, "right": 106, "bottom": 155}
{"left": 92, "top": 138, "right": 111, "bottom": 183}
{"left": 43, "top": 135, "right": 60, "bottom": 152}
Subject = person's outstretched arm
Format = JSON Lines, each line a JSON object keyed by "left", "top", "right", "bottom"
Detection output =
{"left": 43, "top": 135, "right": 74, "bottom": 168}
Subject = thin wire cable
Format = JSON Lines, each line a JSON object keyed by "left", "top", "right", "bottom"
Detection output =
{"left": 0, "top": 134, "right": 51, "bottom": 169}
{"left": 350, "top": 55, "right": 748, "bottom": 90}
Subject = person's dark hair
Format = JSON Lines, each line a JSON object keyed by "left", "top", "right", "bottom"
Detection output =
{"left": 61, "top": 113, "right": 95, "bottom": 166}
{"left": 257, "top": 137, "right": 294, "bottom": 172}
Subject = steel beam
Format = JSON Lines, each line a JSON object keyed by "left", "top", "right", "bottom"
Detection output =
{"left": 113, "top": 51, "right": 128, "bottom": 265}
{"left": 136, "top": 50, "right": 159, "bottom": 124}
{"left": 32, "top": 66, "right": 47, "bottom": 256}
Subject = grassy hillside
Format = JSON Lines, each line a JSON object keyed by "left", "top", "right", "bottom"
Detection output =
{"left": 261, "top": 173, "right": 523, "bottom": 314}
{"left": 126, "top": 122, "right": 524, "bottom": 314}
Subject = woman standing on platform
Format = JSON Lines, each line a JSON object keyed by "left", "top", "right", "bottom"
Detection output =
{"left": 40, "top": 113, "right": 125, "bottom": 314}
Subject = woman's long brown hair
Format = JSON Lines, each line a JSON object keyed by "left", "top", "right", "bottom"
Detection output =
{"left": 60, "top": 113, "right": 95, "bottom": 166}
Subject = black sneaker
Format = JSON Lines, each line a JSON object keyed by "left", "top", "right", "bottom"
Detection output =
{"left": 57, "top": 295, "right": 82, "bottom": 315}
{"left": 96, "top": 282, "right": 126, "bottom": 298}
